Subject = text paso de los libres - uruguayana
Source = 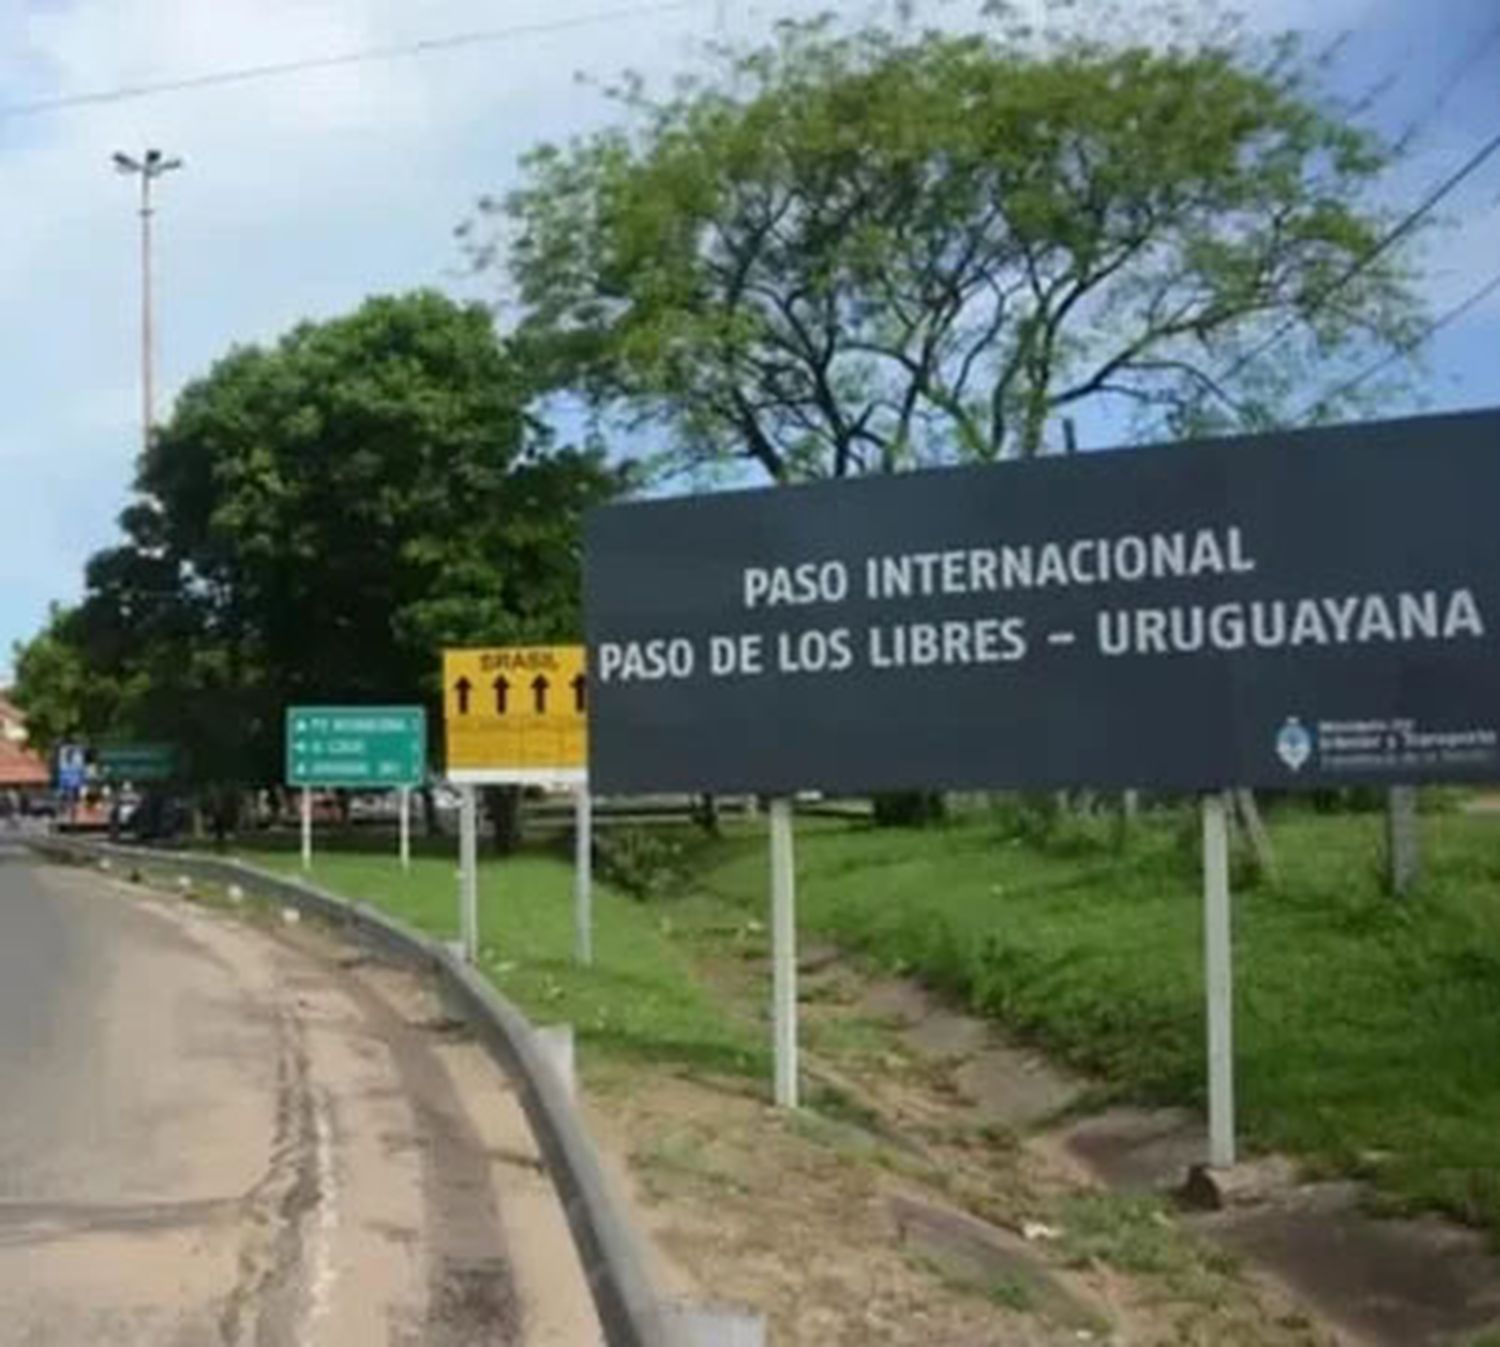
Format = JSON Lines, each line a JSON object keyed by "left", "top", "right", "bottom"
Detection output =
{"left": 595, "top": 525, "right": 1488, "bottom": 683}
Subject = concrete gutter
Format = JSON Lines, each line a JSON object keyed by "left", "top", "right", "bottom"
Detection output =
{"left": 29, "top": 834, "right": 684, "bottom": 1347}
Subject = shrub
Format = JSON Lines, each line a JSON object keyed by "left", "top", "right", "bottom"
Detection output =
{"left": 593, "top": 827, "right": 689, "bottom": 900}
{"left": 871, "top": 791, "right": 948, "bottom": 827}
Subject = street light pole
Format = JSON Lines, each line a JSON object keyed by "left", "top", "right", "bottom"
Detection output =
{"left": 113, "top": 149, "right": 183, "bottom": 455}
{"left": 138, "top": 165, "right": 154, "bottom": 453}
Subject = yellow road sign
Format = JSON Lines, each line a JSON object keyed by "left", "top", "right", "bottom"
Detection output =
{"left": 443, "top": 645, "right": 587, "bottom": 784}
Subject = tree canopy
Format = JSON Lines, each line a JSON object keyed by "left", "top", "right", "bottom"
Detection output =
{"left": 13, "top": 290, "right": 622, "bottom": 786}
{"left": 475, "top": 7, "right": 1422, "bottom": 481}
{"left": 10, "top": 605, "right": 127, "bottom": 754}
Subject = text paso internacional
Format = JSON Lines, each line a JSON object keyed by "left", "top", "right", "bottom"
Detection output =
{"left": 584, "top": 409, "right": 1500, "bottom": 796}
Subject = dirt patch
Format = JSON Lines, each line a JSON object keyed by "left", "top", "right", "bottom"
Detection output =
{"left": 573, "top": 939, "right": 1500, "bottom": 1346}
{"left": 584, "top": 1048, "right": 1335, "bottom": 1347}
{"left": 1194, "top": 1184, "right": 1500, "bottom": 1347}
{"left": 587, "top": 1065, "right": 1071, "bottom": 1347}
{"left": 1045, "top": 1097, "right": 1500, "bottom": 1345}
{"left": 845, "top": 965, "right": 1500, "bottom": 1347}
{"left": 860, "top": 977, "right": 1086, "bottom": 1131}
{"left": 1053, "top": 1108, "right": 1206, "bottom": 1194}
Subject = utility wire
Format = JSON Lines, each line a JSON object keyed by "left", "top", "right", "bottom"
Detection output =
{"left": 1217, "top": 125, "right": 1500, "bottom": 385}
{"left": 1395, "top": 19, "right": 1500, "bottom": 152}
{"left": 0, "top": 0, "right": 708, "bottom": 122}
{"left": 1302, "top": 261, "right": 1500, "bottom": 415}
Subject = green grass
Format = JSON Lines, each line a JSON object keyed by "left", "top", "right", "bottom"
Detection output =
{"left": 987, "top": 1276, "right": 1035, "bottom": 1313}
{"left": 1057, "top": 1192, "right": 1195, "bottom": 1276}
{"left": 1055, "top": 1191, "right": 1237, "bottom": 1308}
{"left": 228, "top": 803, "right": 1500, "bottom": 1240}
{"left": 241, "top": 844, "right": 766, "bottom": 1080}
{"left": 693, "top": 806, "right": 1500, "bottom": 1237}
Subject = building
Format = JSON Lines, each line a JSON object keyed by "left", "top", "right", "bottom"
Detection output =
{"left": 0, "top": 694, "right": 52, "bottom": 798}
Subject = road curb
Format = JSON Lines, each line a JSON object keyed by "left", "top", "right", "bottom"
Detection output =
{"left": 28, "top": 835, "right": 684, "bottom": 1347}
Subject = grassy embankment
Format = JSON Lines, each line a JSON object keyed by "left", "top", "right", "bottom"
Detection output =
{"left": 239, "top": 804, "right": 1500, "bottom": 1236}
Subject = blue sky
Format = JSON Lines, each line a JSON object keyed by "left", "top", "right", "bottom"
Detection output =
{"left": 0, "top": 0, "right": 1496, "bottom": 670}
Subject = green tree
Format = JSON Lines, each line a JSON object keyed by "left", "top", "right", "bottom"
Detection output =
{"left": 47, "top": 290, "right": 623, "bottom": 810}
{"left": 477, "top": 8, "right": 1421, "bottom": 480}
{"left": 11, "top": 605, "right": 130, "bottom": 753}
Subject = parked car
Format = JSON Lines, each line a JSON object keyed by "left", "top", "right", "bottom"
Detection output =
{"left": 124, "top": 792, "right": 189, "bottom": 842}
{"left": 348, "top": 793, "right": 399, "bottom": 822}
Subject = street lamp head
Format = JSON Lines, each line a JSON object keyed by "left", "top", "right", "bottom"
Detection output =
{"left": 113, "top": 149, "right": 184, "bottom": 179}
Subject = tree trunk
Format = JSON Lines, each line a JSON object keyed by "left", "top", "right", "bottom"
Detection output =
{"left": 1386, "top": 785, "right": 1420, "bottom": 898}
{"left": 693, "top": 793, "right": 721, "bottom": 836}
{"left": 210, "top": 793, "right": 232, "bottom": 852}
{"left": 1232, "top": 789, "right": 1278, "bottom": 886}
{"left": 420, "top": 785, "right": 438, "bottom": 837}
{"left": 1112, "top": 790, "right": 1140, "bottom": 851}
{"left": 482, "top": 785, "right": 524, "bottom": 856}
{"left": 872, "top": 792, "right": 946, "bottom": 828}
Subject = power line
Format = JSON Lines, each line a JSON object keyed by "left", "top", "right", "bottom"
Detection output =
{"left": 1396, "top": 19, "right": 1500, "bottom": 152}
{"left": 0, "top": 0, "right": 708, "bottom": 122}
{"left": 1217, "top": 125, "right": 1500, "bottom": 385}
{"left": 1302, "top": 260, "right": 1500, "bottom": 415}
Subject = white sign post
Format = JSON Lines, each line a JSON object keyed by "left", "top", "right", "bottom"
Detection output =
{"left": 300, "top": 787, "right": 313, "bottom": 872}
{"left": 1202, "top": 792, "right": 1236, "bottom": 1169}
{"left": 574, "top": 786, "right": 593, "bottom": 966}
{"left": 398, "top": 787, "right": 412, "bottom": 872}
{"left": 459, "top": 785, "right": 480, "bottom": 964}
{"left": 769, "top": 798, "right": 799, "bottom": 1110}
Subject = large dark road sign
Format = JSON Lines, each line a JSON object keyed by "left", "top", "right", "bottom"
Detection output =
{"left": 585, "top": 409, "right": 1500, "bottom": 795}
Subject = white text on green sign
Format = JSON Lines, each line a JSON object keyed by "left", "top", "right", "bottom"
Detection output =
{"left": 285, "top": 706, "right": 426, "bottom": 788}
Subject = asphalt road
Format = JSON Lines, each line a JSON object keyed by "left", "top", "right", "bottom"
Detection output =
{"left": 0, "top": 846, "right": 600, "bottom": 1346}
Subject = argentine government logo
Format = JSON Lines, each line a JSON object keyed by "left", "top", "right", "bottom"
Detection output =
{"left": 1276, "top": 717, "right": 1313, "bottom": 772}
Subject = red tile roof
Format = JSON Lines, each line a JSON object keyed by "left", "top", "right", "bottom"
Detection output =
{"left": 0, "top": 738, "right": 49, "bottom": 787}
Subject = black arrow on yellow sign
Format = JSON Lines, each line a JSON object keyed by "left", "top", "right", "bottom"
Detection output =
{"left": 455, "top": 677, "right": 472, "bottom": 715}
{"left": 572, "top": 673, "right": 587, "bottom": 713}
{"left": 531, "top": 674, "right": 550, "bottom": 714}
{"left": 493, "top": 676, "right": 510, "bottom": 715}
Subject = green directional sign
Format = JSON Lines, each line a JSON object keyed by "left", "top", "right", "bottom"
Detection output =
{"left": 285, "top": 706, "right": 426, "bottom": 788}
{"left": 96, "top": 742, "right": 178, "bottom": 784}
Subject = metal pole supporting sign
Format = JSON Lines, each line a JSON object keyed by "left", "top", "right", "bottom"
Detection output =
{"left": 769, "top": 798, "right": 799, "bottom": 1109}
{"left": 300, "top": 786, "right": 313, "bottom": 872}
{"left": 398, "top": 787, "right": 411, "bottom": 872}
{"left": 459, "top": 786, "right": 479, "bottom": 964}
{"left": 1202, "top": 792, "right": 1236, "bottom": 1169}
{"left": 574, "top": 785, "right": 593, "bottom": 966}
